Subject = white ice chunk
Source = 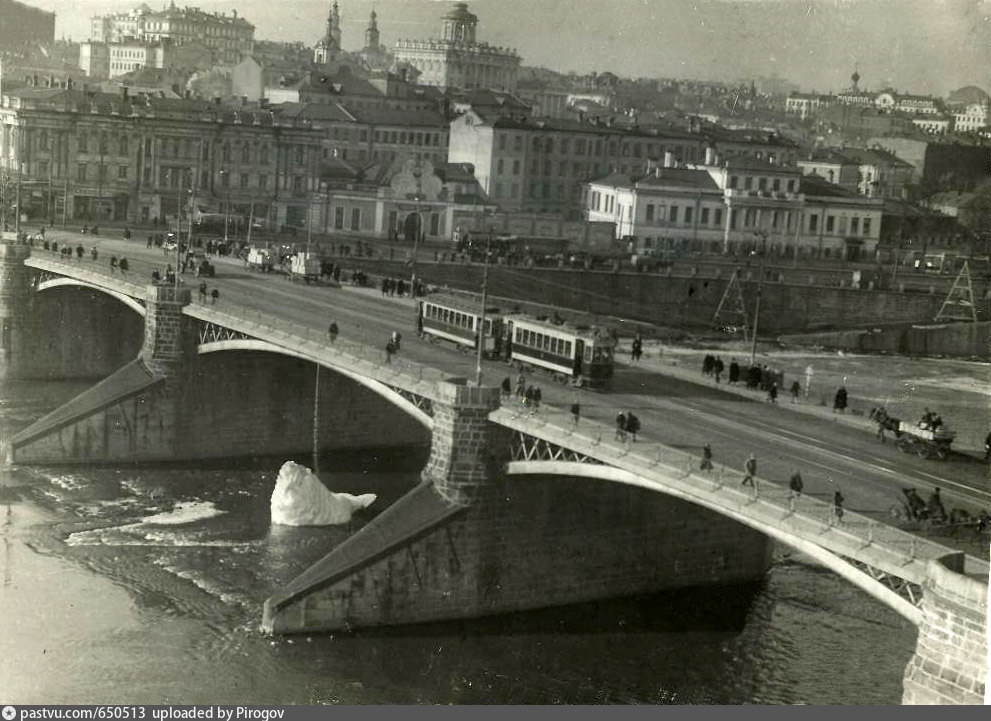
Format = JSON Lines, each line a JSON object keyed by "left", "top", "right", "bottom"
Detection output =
{"left": 270, "top": 461, "right": 376, "bottom": 526}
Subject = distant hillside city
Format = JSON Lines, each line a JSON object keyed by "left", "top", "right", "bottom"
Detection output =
{"left": 0, "top": 0, "right": 988, "bottom": 268}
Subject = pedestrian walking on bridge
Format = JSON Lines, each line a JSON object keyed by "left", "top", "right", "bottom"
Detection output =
{"left": 501, "top": 377, "right": 511, "bottom": 400}
{"left": 328, "top": 321, "right": 339, "bottom": 343}
{"left": 615, "top": 412, "right": 627, "bottom": 442}
{"left": 788, "top": 469, "right": 803, "bottom": 499}
{"left": 700, "top": 444, "right": 713, "bottom": 472}
{"left": 570, "top": 401, "right": 580, "bottom": 425}
{"left": 210, "top": 288, "right": 219, "bottom": 305}
{"left": 741, "top": 454, "right": 757, "bottom": 487}
{"left": 833, "top": 490, "right": 845, "bottom": 524}
{"left": 625, "top": 412, "right": 640, "bottom": 442}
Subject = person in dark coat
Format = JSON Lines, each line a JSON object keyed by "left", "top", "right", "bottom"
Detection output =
{"left": 500, "top": 377, "right": 512, "bottom": 399}
{"left": 788, "top": 469, "right": 803, "bottom": 499}
{"left": 728, "top": 358, "right": 740, "bottom": 384}
{"left": 625, "top": 413, "right": 640, "bottom": 442}
{"left": 700, "top": 444, "right": 713, "bottom": 471}
{"left": 833, "top": 490, "right": 845, "bottom": 523}
{"left": 742, "top": 454, "right": 757, "bottom": 486}
{"left": 713, "top": 356, "right": 724, "bottom": 383}
{"left": 570, "top": 401, "right": 580, "bottom": 425}
{"left": 615, "top": 412, "right": 627, "bottom": 441}
{"left": 833, "top": 386, "right": 848, "bottom": 413}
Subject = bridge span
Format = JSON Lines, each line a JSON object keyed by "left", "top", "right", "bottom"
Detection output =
{"left": 2, "top": 241, "right": 987, "bottom": 705}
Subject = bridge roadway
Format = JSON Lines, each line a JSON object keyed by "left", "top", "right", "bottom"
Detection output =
{"left": 28, "top": 235, "right": 991, "bottom": 560}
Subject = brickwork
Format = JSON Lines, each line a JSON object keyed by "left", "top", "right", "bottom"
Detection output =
{"left": 0, "top": 240, "right": 34, "bottom": 380}
{"left": 268, "top": 471, "right": 771, "bottom": 633}
{"left": 902, "top": 559, "right": 988, "bottom": 705}
{"left": 141, "top": 285, "right": 194, "bottom": 378}
{"left": 420, "top": 382, "right": 504, "bottom": 505}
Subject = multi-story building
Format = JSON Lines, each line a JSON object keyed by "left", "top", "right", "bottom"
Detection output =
{"left": 952, "top": 103, "right": 989, "bottom": 133}
{"left": 393, "top": 3, "right": 521, "bottom": 92}
{"left": 447, "top": 110, "right": 800, "bottom": 218}
{"left": 584, "top": 155, "right": 884, "bottom": 261}
{"left": 90, "top": 2, "right": 254, "bottom": 65}
{"left": 270, "top": 69, "right": 442, "bottom": 114}
{"left": 273, "top": 102, "right": 449, "bottom": 167}
{"left": 0, "top": 0, "right": 55, "bottom": 54}
{"left": 79, "top": 40, "right": 215, "bottom": 80}
{"left": 796, "top": 150, "right": 860, "bottom": 193}
{"left": 785, "top": 92, "right": 829, "bottom": 120}
{"left": 0, "top": 81, "right": 323, "bottom": 228}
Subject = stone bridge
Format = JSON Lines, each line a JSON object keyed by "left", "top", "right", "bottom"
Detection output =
{"left": 1, "top": 239, "right": 986, "bottom": 705}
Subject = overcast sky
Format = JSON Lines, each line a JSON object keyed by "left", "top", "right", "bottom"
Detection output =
{"left": 30, "top": 0, "right": 991, "bottom": 96}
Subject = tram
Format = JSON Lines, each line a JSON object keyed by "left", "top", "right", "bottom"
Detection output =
{"left": 507, "top": 316, "right": 616, "bottom": 388}
{"left": 418, "top": 295, "right": 505, "bottom": 357}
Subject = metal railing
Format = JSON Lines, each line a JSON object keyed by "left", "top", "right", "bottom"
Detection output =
{"left": 494, "top": 403, "right": 956, "bottom": 575}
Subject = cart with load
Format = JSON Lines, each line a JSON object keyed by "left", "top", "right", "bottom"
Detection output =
{"left": 896, "top": 422, "right": 955, "bottom": 460}
{"left": 246, "top": 247, "right": 274, "bottom": 273}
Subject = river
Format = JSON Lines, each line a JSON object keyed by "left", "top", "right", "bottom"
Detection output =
{"left": 0, "top": 378, "right": 917, "bottom": 705}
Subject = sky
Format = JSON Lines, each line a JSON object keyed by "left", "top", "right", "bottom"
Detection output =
{"left": 27, "top": 0, "right": 991, "bottom": 96}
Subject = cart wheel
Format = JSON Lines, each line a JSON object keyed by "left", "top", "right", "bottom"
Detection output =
{"left": 917, "top": 447, "right": 930, "bottom": 460}
{"left": 935, "top": 446, "right": 948, "bottom": 461}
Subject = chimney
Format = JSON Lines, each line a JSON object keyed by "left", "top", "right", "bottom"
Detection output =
{"left": 663, "top": 150, "right": 675, "bottom": 168}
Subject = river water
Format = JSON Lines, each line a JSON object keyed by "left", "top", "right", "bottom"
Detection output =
{"left": 0, "top": 379, "right": 917, "bottom": 705}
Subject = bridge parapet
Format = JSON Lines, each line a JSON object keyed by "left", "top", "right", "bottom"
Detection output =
{"left": 185, "top": 298, "right": 454, "bottom": 402}
{"left": 25, "top": 254, "right": 147, "bottom": 300}
{"left": 493, "top": 405, "right": 984, "bottom": 622}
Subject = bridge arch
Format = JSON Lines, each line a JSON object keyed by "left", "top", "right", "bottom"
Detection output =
{"left": 506, "top": 459, "right": 923, "bottom": 624}
{"left": 37, "top": 277, "right": 146, "bottom": 317}
{"left": 197, "top": 338, "right": 434, "bottom": 430}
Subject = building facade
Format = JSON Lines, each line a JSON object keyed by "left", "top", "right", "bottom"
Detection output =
{"left": 0, "top": 83, "right": 323, "bottom": 228}
{"left": 393, "top": 3, "right": 520, "bottom": 92}
{"left": 90, "top": 2, "right": 254, "bottom": 65}
{"left": 585, "top": 156, "right": 883, "bottom": 261}
{"left": 952, "top": 103, "right": 989, "bottom": 133}
{"left": 447, "top": 110, "right": 800, "bottom": 218}
{"left": 79, "top": 40, "right": 215, "bottom": 80}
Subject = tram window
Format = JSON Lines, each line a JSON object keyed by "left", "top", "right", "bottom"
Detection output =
{"left": 542, "top": 336, "right": 550, "bottom": 351}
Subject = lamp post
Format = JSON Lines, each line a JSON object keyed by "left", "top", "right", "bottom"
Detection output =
{"left": 474, "top": 226, "right": 493, "bottom": 387}
{"left": 748, "top": 237, "right": 766, "bottom": 367}
{"left": 220, "top": 169, "right": 230, "bottom": 243}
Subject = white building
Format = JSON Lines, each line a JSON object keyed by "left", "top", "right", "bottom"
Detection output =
{"left": 393, "top": 3, "right": 520, "bottom": 92}
{"left": 952, "top": 103, "right": 988, "bottom": 133}
{"left": 585, "top": 153, "right": 883, "bottom": 261}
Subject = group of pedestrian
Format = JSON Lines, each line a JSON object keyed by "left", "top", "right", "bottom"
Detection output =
{"left": 614, "top": 411, "right": 641, "bottom": 442}
{"left": 195, "top": 281, "right": 219, "bottom": 304}
{"left": 380, "top": 277, "right": 409, "bottom": 298}
{"left": 108, "top": 255, "right": 129, "bottom": 274}
{"left": 701, "top": 354, "right": 725, "bottom": 383}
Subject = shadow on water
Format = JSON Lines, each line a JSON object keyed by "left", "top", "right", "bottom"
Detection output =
{"left": 340, "top": 582, "right": 765, "bottom": 640}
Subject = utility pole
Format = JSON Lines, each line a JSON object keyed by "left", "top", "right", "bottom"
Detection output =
{"left": 749, "top": 247, "right": 765, "bottom": 366}
{"left": 474, "top": 227, "right": 493, "bottom": 387}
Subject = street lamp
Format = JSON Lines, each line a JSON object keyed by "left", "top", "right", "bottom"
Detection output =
{"left": 474, "top": 226, "right": 493, "bottom": 387}
{"left": 220, "top": 169, "right": 230, "bottom": 243}
{"left": 748, "top": 238, "right": 766, "bottom": 367}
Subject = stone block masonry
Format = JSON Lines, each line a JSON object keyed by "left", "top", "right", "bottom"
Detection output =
{"left": 0, "top": 239, "right": 34, "bottom": 380}
{"left": 266, "top": 473, "right": 771, "bottom": 634}
{"left": 902, "top": 559, "right": 988, "bottom": 705}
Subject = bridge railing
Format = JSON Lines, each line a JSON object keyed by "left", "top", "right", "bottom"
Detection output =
{"left": 26, "top": 252, "right": 147, "bottom": 297}
{"left": 498, "top": 404, "right": 953, "bottom": 566}
{"left": 187, "top": 293, "right": 453, "bottom": 391}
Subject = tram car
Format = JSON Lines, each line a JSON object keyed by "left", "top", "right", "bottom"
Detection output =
{"left": 507, "top": 316, "right": 615, "bottom": 388}
{"left": 418, "top": 295, "right": 505, "bottom": 357}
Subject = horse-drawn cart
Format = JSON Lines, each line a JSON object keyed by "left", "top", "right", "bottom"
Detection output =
{"left": 896, "top": 422, "right": 955, "bottom": 460}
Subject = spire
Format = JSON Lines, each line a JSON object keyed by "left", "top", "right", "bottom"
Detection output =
{"left": 365, "top": 5, "right": 380, "bottom": 50}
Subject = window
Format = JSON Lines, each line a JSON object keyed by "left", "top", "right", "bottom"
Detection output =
{"left": 497, "top": 158, "right": 504, "bottom": 174}
{"left": 294, "top": 147, "right": 304, "bottom": 164}
{"left": 714, "top": 207, "right": 723, "bottom": 226}
{"left": 772, "top": 178, "right": 780, "bottom": 192}
{"left": 645, "top": 204, "right": 654, "bottom": 222}
{"left": 495, "top": 182, "right": 503, "bottom": 196}
{"left": 512, "top": 159, "right": 520, "bottom": 175}
{"left": 787, "top": 179, "right": 796, "bottom": 192}
{"left": 291, "top": 175, "right": 304, "bottom": 192}
{"left": 334, "top": 207, "right": 344, "bottom": 230}
{"left": 809, "top": 214, "right": 818, "bottom": 232}
{"left": 744, "top": 176, "right": 753, "bottom": 190}
{"left": 117, "top": 166, "right": 128, "bottom": 180}
{"left": 850, "top": 217, "right": 860, "bottom": 234}
{"left": 78, "top": 133, "right": 88, "bottom": 153}
{"left": 863, "top": 218, "right": 872, "bottom": 236}
{"left": 684, "top": 207, "right": 693, "bottom": 225}
{"left": 258, "top": 174, "right": 268, "bottom": 190}
{"left": 700, "top": 207, "right": 709, "bottom": 225}
{"left": 240, "top": 173, "right": 249, "bottom": 188}
{"left": 241, "top": 144, "right": 250, "bottom": 162}
{"left": 669, "top": 205, "right": 678, "bottom": 223}
{"left": 545, "top": 138, "right": 553, "bottom": 154}
{"left": 730, "top": 175, "right": 738, "bottom": 189}
{"left": 826, "top": 215, "right": 835, "bottom": 233}
{"left": 76, "top": 163, "right": 87, "bottom": 181}
{"left": 430, "top": 213, "right": 440, "bottom": 236}
{"left": 350, "top": 208, "right": 360, "bottom": 231}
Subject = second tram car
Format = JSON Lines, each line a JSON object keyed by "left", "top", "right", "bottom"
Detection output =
{"left": 507, "top": 316, "right": 615, "bottom": 388}
{"left": 418, "top": 295, "right": 505, "bottom": 357}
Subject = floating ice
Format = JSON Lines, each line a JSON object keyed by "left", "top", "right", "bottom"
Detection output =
{"left": 270, "top": 461, "right": 376, "bottom": 526}
{"left": 140, "top": 501, "right": 225, "bottom": 525}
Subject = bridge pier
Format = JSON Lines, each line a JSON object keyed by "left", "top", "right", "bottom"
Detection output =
{"left": 263, "top": 381, "right": 770, "bottom": 635}
{"left": 902, "top": 558, "right": 988, "bottom": 704}
{"left": 0, "top": 238, "right": 34, "bottom": 380}
{"left": 11, "top": 284, "right": 194, "bottom": 463}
